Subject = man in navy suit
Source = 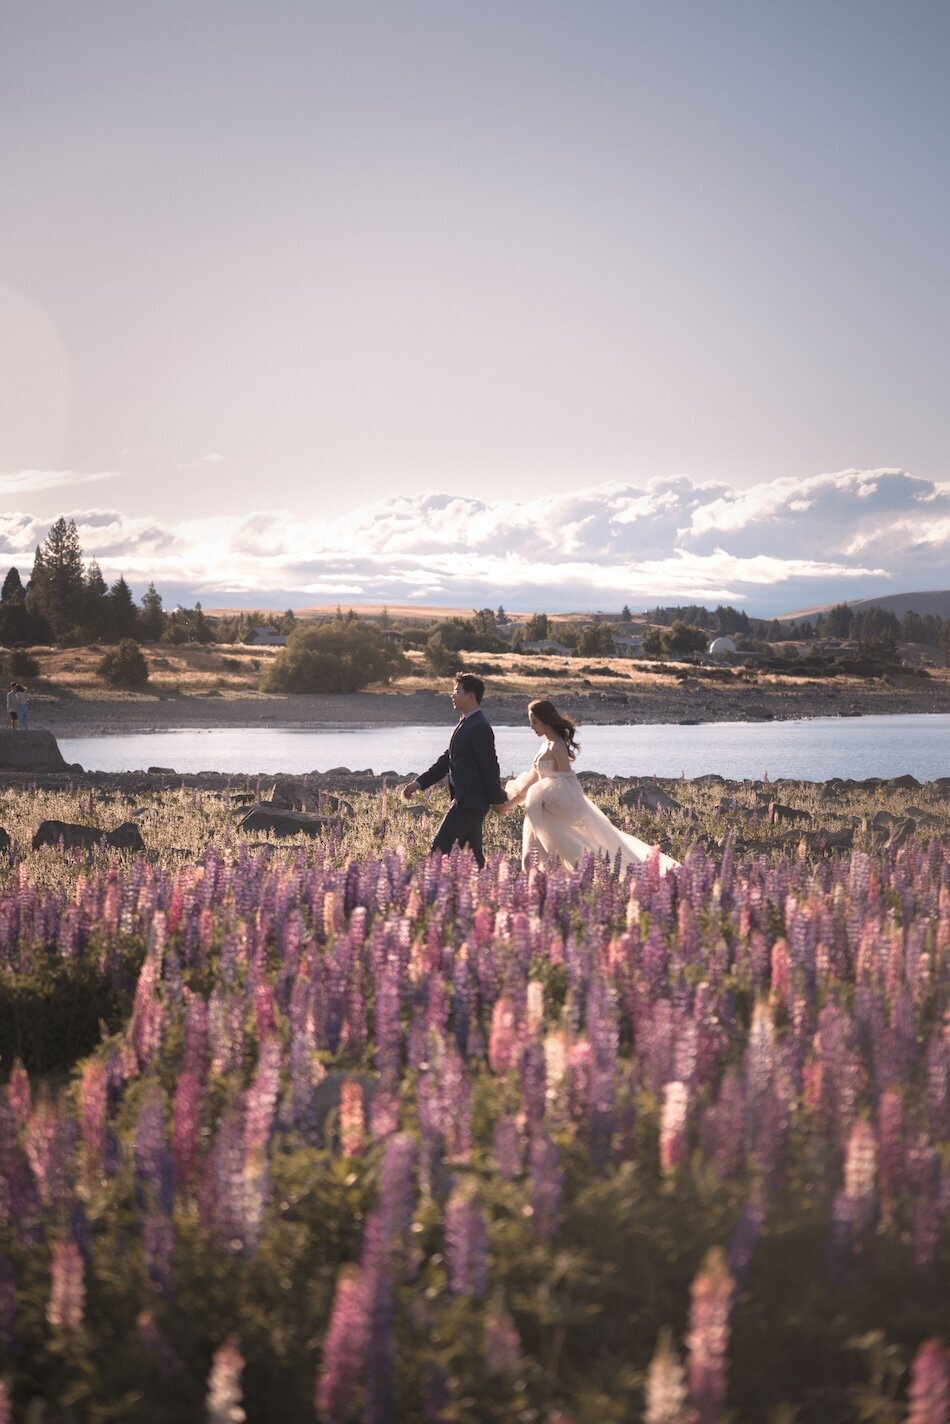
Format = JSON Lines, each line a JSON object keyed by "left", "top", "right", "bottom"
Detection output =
{"left": 402, "top": 672, "right": 507, "bottom": 867}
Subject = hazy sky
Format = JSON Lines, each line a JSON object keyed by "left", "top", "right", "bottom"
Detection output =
{"left": 1, "top": 1, "right": 948, "bottom": 611}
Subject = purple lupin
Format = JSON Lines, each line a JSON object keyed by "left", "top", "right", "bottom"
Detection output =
{"left": 444, "top": 1180, "right": 489, "bottom": 1298}
{"left": 316, "top": 1266, "right": 368, "bottom": 1421}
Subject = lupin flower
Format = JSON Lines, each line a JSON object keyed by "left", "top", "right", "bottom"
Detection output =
{"left": 906, "top": 1338, "right": 950, "bottom": 1424}
{"left": 47, "top": 1236, "right": 85, "bottom": 1332}
{"left": 529, "top": 1133, "right": 563, "bottom": 1236}
{"left": 316, "top": 1266, "right": 368, "bottom": 1421}
{"left": 339, "top": 1079, "right": 365, "bottom": 1157}
{"left": 489, "top": 996, "right": 518, "bottom": 1073}
{"left": 660, "top": 1081, "right": 690, "bottom": 1177}
{"left": 485, "top": 1295, "right": 522, "bottom": 1373}
{"left": 206, "top": 1335, "right": 246, "bottom": 1424}
{"left": 0, "top": 1380, "right": 10, "bottom": 1424}
{"left": 444, "top": 1180, "right": 489, "bottom": 1298}
{"left": 644, "top": 1327, "right": 698, "bottom": 1424}
{"left": 842, "top": 1118, "right": 877, "bottom": 1241}
{"left": 686, "top": 1247, "right": 735, "bottom": 1424}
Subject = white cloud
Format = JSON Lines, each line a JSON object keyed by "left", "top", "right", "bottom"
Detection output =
{"left": 0, "top": 469, "right": 119, "bottom": 496}
{"left": 0, "top": 467, "right": 945, "bottom": 614}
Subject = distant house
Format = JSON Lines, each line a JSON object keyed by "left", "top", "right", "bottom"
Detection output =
{"left": 708, "top": 636, "right": 737, "bottom": 656}
{"left": 522, "top": 640, "right": 573, "bottom": 656}
{"left": 612, "top": 634, "right": 644, "bottom": 655}
{"left": 247, "top": 626, "right": 287, "bottom": 646}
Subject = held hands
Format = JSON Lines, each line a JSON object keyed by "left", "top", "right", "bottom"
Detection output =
{"left": 401, "top": 780, "right": 421, "bottom": 801}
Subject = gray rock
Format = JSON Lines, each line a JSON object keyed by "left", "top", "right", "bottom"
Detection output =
{"left": 32, "top": 820, "right": 146, "bottom": 853}
{"left": 620, "top": 783, "right": 681, "bottom": 813}
{"left": 238, "top": 805, "right": 340, "bottom": 838}
{"left": 0, "top": 729, "right": 76, "bottom": 773}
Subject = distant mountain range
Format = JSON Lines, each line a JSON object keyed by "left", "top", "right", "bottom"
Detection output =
{"left": 778, "top": 590, "right": 950, "bottom": 622}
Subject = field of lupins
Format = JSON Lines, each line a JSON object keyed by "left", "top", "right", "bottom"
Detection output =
{"left": 0, "top": 778, "right": 948, "bottom": 1422}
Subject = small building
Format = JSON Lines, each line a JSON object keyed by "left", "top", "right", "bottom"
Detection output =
{"left": 248, "top": 626, "right": 287, "bottom": 646}
{"left": 522, "top": 640, "right": 573, "bottom": 656}
{"left": 708, "top": 636, "right": 737, "bottom": 657}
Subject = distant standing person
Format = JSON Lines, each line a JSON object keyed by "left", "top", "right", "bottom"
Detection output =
{"left": 14, "top": 683, "right": 29, "bottom": 731}
{"left": 402, "top": 673, "right": 507, "bottom": 868}
{"left": 6, "top": 682, "right": 18, "bottom": 729}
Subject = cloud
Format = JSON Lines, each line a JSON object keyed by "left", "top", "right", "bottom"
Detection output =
{"left": 0, "top": 469, "right": 119, "bottom": 496}
{"left": 0, "top": 467, "right": 945, "bottom": 614}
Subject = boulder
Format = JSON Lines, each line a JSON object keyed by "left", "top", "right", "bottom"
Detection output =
{"left": 768, "top": 802, "right": 812, "bottom": 825}
{"left": 620, "top": 782, "right": 681, "bottom": 813}
{"left": 263, "top": 776, "right": 321, "bottom": 812}
{"left": 0, "top": 729, "right": 78, "bottom": 773}
{"left": 238, "top": 805, "right": 340, "bottom": 838}
{"left": 32, "top": 820, "right": 146, "bottom": 853}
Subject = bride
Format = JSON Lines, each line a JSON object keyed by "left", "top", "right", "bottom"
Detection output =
{"left": 502, "top": 699, "right": 680, "bottom": 874}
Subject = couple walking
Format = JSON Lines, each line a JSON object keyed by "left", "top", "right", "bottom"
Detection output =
{"left": 402, "top": 673, "right": 678, "bottom": 873}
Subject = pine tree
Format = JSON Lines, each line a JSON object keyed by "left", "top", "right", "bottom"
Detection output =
{"left": 1, "top": 568, "right": 24, "bottom": 603}
{"left": 39, "top": 517, "right": 85, "bottom": 640}
{"left": 105, "top": 576, "right": 140, "bottom": 642}
{"left": 83, "top": 561, "right": 109, "bottom": 640}
{"left": 0, "top": 567, "right": 29, "bottom": 644}
{"left": 140, "top": 583, "right": 165, "bottom": 642}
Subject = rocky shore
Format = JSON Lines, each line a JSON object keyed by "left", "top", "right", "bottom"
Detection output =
{"left": 25, "top": 671, "right": 950, "bottom": 739}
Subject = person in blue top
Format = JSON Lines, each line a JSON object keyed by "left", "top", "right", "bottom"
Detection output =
{"left": 402, "top": 672, "right": 507, "bottom": 868}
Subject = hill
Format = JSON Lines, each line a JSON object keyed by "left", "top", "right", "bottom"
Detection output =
{"left": 777, "top": 589, "right": 950, "bottom": 622}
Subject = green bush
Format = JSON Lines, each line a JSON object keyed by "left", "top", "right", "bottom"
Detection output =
{"left": 264, "top": 618, "right": 409, "bottom": 693}
{"left": 7, "top": 648, "right": 39, "bottom": 678}
{"left": 97, "top": 638, "right": 150, "bottom": 688}
{"left": 0, "top": 950, "right": 144, "bottom": 1077}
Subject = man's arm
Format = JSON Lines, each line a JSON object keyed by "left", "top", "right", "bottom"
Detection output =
{"left": 403, "top": 749, "right": 450, "bottom": 799}
{"left": 472, "top": 721, "right": 506, "bottom": 807}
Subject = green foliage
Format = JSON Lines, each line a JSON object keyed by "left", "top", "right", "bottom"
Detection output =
{"left": 0, "top": 950, "right": 143, "bottom": 1077}
{"left": 264, "top": 618, "right": 409, "bottom": 693}
{"left": 97, "top": 639, "right": 150, "bottom": 688}
{"left": 7, "top": 648, "right": 39, "bottom": 678}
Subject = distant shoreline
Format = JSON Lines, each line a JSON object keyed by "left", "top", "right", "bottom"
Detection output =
{"left": 31, "top": 675, "right": 950, "bottom": 739}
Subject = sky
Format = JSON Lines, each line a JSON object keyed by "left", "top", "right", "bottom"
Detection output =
{"left": 1, "top": 0, "right": 948, "bottom": 615}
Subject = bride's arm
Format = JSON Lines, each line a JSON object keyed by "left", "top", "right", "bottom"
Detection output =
{"left": 504, "top": 768, "right": 539, "bottom": 805}
{"left": 548, "top": 740, "right": 573, "bottom": 772}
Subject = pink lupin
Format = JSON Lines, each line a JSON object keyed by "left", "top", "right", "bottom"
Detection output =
{"left": 47, "top": 1236, "right": 85, "bottom": 1332}
{"left": 315, "top": 1266, "right": 368, "bottom": 1421}
{"left": 906, "top": 1338, "right": 950, "bottom": 1424}
{"left": 205, "top": 1334, "right": 246, "bottom": 1423}
{"left": 660, "top": 1081, "right": 689, "bottom": 1177}
{"left": 686, "top": 1247, "right": 735, "bottom": 1424}
{"left": 339, "top": 1079, "right": 365, "bottom": 1157}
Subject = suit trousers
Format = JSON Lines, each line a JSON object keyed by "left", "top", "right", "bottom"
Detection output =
{"left": 431, "top": 804, "right": 488, "bottom": 868}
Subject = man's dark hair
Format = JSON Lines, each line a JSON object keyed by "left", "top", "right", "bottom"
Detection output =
{"left": 455, "top": 672, "right": 485, "bottom": 702}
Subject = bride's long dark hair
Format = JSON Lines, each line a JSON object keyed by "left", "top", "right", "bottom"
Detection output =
{"left": 529, "top": 699, "right": 579, "bottom": 760}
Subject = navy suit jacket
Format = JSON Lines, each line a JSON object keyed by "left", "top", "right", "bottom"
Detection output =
{"left": 416, "top": 708, "right": 505, "bottom": 812}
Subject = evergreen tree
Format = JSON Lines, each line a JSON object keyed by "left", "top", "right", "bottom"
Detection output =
{"left": 105, "top": 576, "right": 140, "bottom": 642}
{"left": 619, "top": 604, "right": 632, "bottom": 623}
{"left": 192, "top": 601, "right": 213, "bottom": 644}
{"left": 139, "top": 583, "right": 165, "bottom": 642}
{"left": 83, "top": 561, "right": 109, "bottom": 640}
{"left": 37, "top": 517, "right": 85, "bottom": 640}
{"left": 0, "top": 567, "right": 29, "bottom": 644}
{"left": 23, "top": 548, "right": 53, "bottom": 644}
{"left": 1, "top": 567, "right": 24, "bottom": 603}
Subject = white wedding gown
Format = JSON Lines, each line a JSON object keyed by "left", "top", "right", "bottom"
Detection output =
{"left": 506, "top": 744, "right": 680, "bottom": 874}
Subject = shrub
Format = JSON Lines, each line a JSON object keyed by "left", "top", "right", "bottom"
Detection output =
{"left": 264, "top": 618, "right": 409, "bottom": 693}
{"left": 7, "top": 648, "right": 39, "bottom": 678}
{"left": 97, "top": 638, "right": 150, "bottom": 688}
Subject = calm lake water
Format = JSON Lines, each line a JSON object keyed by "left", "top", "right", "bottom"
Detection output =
{"left": 59, "top": 713, "right": 948, "bottom": 782}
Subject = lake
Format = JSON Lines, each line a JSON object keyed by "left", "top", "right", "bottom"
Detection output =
{"left": 58, "top": 713, "right": 948, "bottom": 782}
